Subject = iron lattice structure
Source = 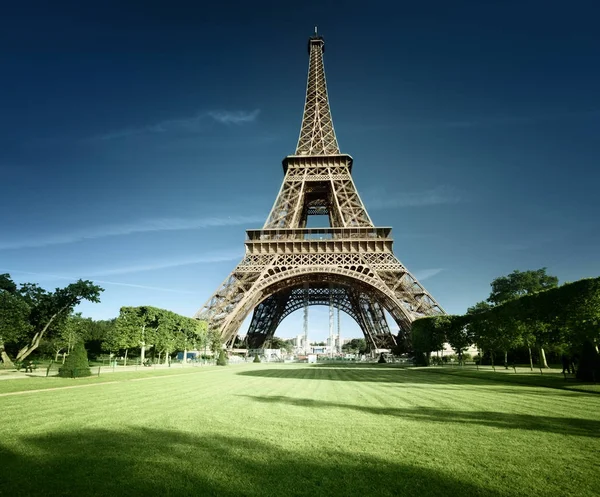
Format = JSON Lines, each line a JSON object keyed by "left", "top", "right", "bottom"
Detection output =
{"left": 195, "top": 34, "right": 445, "bottom": 350}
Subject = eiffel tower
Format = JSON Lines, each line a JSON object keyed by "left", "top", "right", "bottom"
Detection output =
{"left": 195, "top": 32, "right": 445, "bottom": 350}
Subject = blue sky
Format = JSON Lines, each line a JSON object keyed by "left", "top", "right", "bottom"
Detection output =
{"left": 1, "top": 1, "right": 599, "bottom": 341}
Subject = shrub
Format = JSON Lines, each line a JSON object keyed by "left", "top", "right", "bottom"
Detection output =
{"left": 58, "top": 342, "right": 92, "bottom": 378}
{"left": 253, "top": 354, "right": 261, "bottom": 363}
{"left": 216, "top": 350, "right": 228, "bottom": 366}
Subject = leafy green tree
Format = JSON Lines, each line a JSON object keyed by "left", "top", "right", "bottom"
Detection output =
{"left": 0, "top": 275, "right": 103, "bottom": 364}
{"left": 0, "top": 276, "right": 31, "bottom": 367}
{"left": 268, "top": 336, "right": 293, "bottom": 353}
{"left": 179, "top": 318, "right": 208, "bottom": 361}
{"left": 411, "top": 317, "right": 445, "bottom": 365}
{"left": 104, "top": 308, "right": 141, "bottom": 364}
{"left": 86, "top": 319, "right": 116, "bottom": 357}
{"left": 107, "top": 307, "right": 157, "bottom": 364}
{"left": 208, "top": 329, "right": 223, "bottom": 356}
{"left": 487, "top": 268, "right": 559, "bottom": 306}
{"left": 61, "top": 314, "right": 94, "bottom": 354}
{"left": 58, "top": 340, "right": 92, "bottom": 378}
{"left": 342, "top": 338, "right": 367, "bottom": 354}
{"left": 216, "top": 349, "right": 228, "bottom": 366}
{"left": 442, "top": 315, "right": 472, "bottom": 365}
{"left": 487, "top": 268, "right": 558, "bottom": 367}
{"left": 154, "top": 310, "right": 178, "bottom": 364}
{"left": 253, "top": 354, "right": 261, "bottom": 363}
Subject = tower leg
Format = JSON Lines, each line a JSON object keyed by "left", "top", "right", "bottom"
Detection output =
{"left": 337, "top": 305, "right": 341, "bottom": 354}
{"left": 303, "top": 282, "right": 309, "bottom": 355}
{"left": 329, "top": 285, "right": 334, "bottom": 358}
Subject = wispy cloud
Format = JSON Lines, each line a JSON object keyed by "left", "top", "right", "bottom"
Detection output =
{"left": 365, "top": 186, "right": 462, "bottom": 210}
{"left": 91, "top": 109, "right": 261, "bottom": 141}
{"left": 0, "top": 215, "right": 263, "bottom": 250}
{"left": 84, "top": 251, "right": 243, "bottom": 277}
{"left": 0, "top": 269, "right": 196, "bottom": 295}
{"left": 413, "top": 268, "right": 444, "bottom": 281}
{"left": 207, "top": 109, "right": 261, "bottom": 125}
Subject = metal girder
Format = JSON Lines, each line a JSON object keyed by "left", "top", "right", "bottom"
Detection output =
{"left": 194, "top": 35, "right": 446, "bottom": 348}
{"left": 245, "top": 283, "right": 395, "bottom": 351}
{"left": 296, "top": 36, "right": 339, "bottom": 156}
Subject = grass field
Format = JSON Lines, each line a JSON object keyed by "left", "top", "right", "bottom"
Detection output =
{"left": 1, "top": 364, "right": 599, "bottom": 497}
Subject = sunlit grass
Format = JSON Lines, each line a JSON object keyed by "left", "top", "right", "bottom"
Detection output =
{"left": 1, "top": 364, "right": 599, "bottom": 496}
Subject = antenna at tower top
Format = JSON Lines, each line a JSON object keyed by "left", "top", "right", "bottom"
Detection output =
{"left": 314, "top": 25, "right": 318, "bottom": 35}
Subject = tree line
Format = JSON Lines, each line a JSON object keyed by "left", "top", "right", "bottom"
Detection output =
{"left": 102, "top": 306, "right": 213, "bottom": 365}
{"left": 0, "top": 273, "right": 216, "bottom": 367}
{"left": 411, "top": 269, "right": 600, "bottom": 380}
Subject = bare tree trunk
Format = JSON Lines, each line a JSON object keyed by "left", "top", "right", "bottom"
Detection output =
{"left": 0, "top": 340, "right": 15, "bottom": 368}
{"left": 158, "top": 351, "right": 162, "bottom": 364}
{"left": 140, "top": 344, "right": 146, "bottom": 364}
{"left": 528, "top": 346, "right": 534, "bottom": 371}
{"left": 164, "top": 350, "right": 169, "bottom": 365}
{"left": 504, "top": 350, "right": 508, "bottom": 369}
{"left": 491, "top": 352, "right": 496, "bottom": 372}
{"left": 124, "top": 348, "right": 128, "bottom": 367}
{"left": 54, "top": 349, "right": 61, "bottom": 362}
{"left": 62, "top": 352, "right": 67, "bottom": 364}
{"left": 538, "top": 346, "right": 549, "bottom": 369}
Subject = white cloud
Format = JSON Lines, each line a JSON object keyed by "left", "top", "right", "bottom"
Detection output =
{"left": 92, "top": 109, "right": 260, "bottom": 141}
{"left": 0, "top": 269, "right": 196, "bottom": 295}
{"left": 412, "top": 268, "right": 444, "bottom": 281}
{"left": 0, "top": 215, "right": 264, "bottom": 250}
{"left": 207, "top": 109, "right": 261, "bottom": 125}
{"left": 84, "top": 251, "right": 243, "bottom": 277}
{"left": 366, "top": 186, "right": 462, "bottom": 210}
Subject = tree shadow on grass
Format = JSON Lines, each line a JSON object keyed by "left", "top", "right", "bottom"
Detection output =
{"left": 240, "top": 395, "right": 600, "bottom": 439}
{"left": 238, "top": 366, "right": 485, "bottom": 384}
{"left": 237, "top": 366, "right": 600, "bottom": 395}
{"left": 0, "top": 427, "right": 503, "bottom": 497}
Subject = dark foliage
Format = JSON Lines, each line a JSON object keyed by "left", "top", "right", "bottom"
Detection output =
{"left": 216, "top": 350, "right": 228, "bottom": 366}
{"left": 58, "top": 341, "right": 91, "bottom": 378}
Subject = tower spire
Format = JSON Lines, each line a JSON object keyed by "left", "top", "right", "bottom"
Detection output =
{"left": 296, "top": 34, "right": 340, "bottom": 156}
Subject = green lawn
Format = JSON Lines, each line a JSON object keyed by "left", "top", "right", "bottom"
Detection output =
{"left": 1, "top": 364, "right": 599, "bottom": 497}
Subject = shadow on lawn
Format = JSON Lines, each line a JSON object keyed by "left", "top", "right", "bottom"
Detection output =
{"left": 0, "top": 428, "right": 501, "bottom": 497}
{"left": 241, "top": 395, "right": 600, "bottom": 439}
{"left": 237, "top": 366, "right": 599, "bottom": 395}
{"left": 237, "top": 366, "right": 534, "bottom": 386}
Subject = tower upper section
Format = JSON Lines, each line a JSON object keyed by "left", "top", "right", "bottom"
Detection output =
{"left": 295, "top": 35, "right": 340, "bottom": 156}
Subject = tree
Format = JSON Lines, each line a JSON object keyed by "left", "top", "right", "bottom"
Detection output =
{"left": 216, "top": 349, "right": 228, "bottom": 366}
{"left": 208, "top": 329, "right": 223, "bottom": 356}
{"left": 107, "top": 307, "right": 157, "bottom": 364}
{"left": 487, "top": 268, "right": 558, "bottom": 368}
{"left": 268, "top": 336, "right": 293, "bottom": 353}
{"left": 488, "top": 268, "right": 558, "bottom": 306}
{"left": 442, "top": 315, "right": 472, "bottom": 365}
{"left": 0, "top": 275, "right": 103, "bottom": 364}
{"left": 86, "top": 319, "right": 116, "bottom": 357}
{"left": 179, "top": 318, "right": 208, "bottom": 362}
{"left": 155, "top": 310, "right": 178, "bottom": 364}
{"left": 410, "top": 317, "right": 446, "bottom": 365}
{"left": 0, "top": 276, "right": 31, "bottom": 367}
{"left": 104, "top": 308, "right": 139, "bottom": 364}
{"left": 58, "top": 340, "right": 91, "bottom": 378}
{"left": 342, "top": 338, "right": 367, "bottom": 354}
